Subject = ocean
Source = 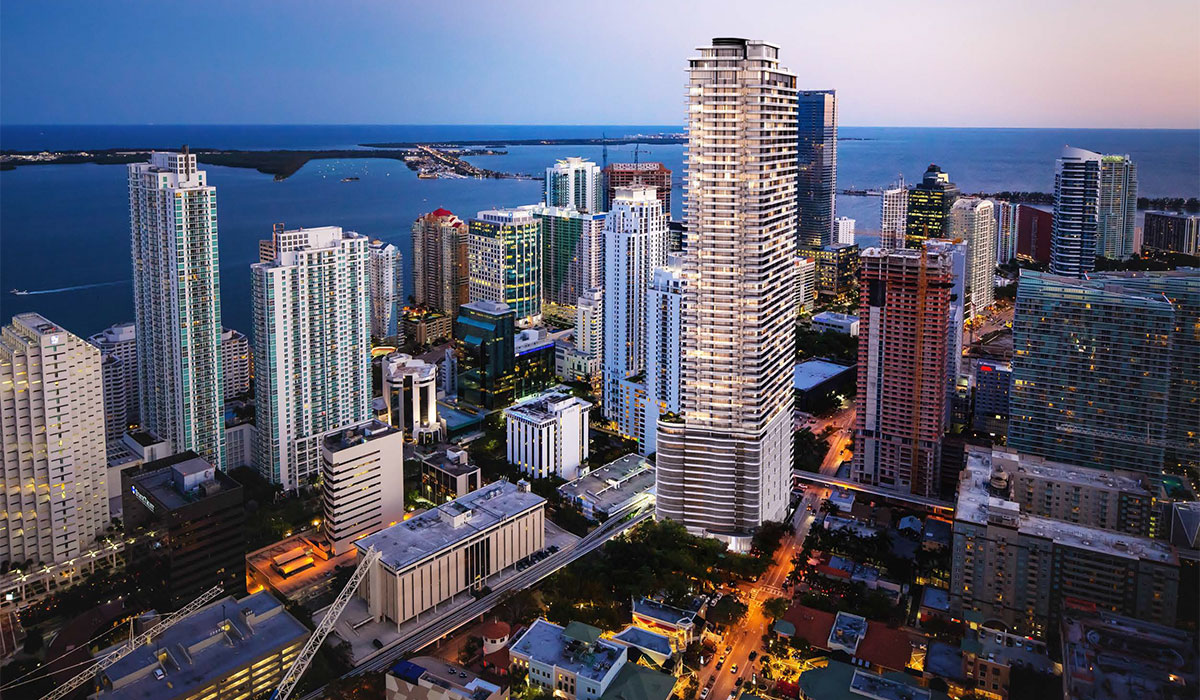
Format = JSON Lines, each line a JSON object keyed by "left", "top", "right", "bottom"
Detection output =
{"left": 1, "top": 124, "right": 1197, "bottom": 337}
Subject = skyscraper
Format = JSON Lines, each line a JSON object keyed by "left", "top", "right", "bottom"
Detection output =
{"left": 834, "top": 216, "right": 856, "bottom": 245}
{"left": 879, "top": 176, "right": 908, "bottom": 249}
{"left": 412, "top": 208, "right": 469, "bottom": 317}
{"left": 1, "top": 313, "right": 109, "bottom": 565}
{"left": 533, "top": 205, "right": 605, "bottom": 324}
{"left": 1050, "top": 146, "right": 1102, "bottom": 277}
{"left": 252, "top": 226, "right": 372, "bottom": 490}
{"left": 129, "top": 151, "right": 225, "bottom": 470}
{"left": 573, "top": 287, "right": 604, "bottom": 395}
{"left": 949, "top": 197, "right": 997, "bottom": 320}
{"left": 220, "top": 328, "right": 251, "bottom": 399}
{"left": 655, "top": 38, "right": 797, "bottom": 550}
{"left": 454, "top": 300, "right": 517, "bottom": 410}
{"left": 603, "top": 186, "right": 667, "bottom": 425}
{"left": 1143, "top": 210, "right": 1200, "bottom": 256}
{"left": 1009, "top": 271, "right": 1181, "bottom": 478}
{"left": 604, "top": 163, "right": 671, "bottom": 217}
{"left": 1098, "top": 154, "right": 1138, "bottom": 260}
{"left": 643, "top": 255, "right": 685, "bottom": 454}
{"left": 796, "top": 89, "right": 837, "bottom": 248}
{"left": 545, "top": 157, "right": 603, "bottom": 213}
{"left": 905, "top": 164, "right": 959, "bottom": 247}
{"left": 368, "top": 240, "right": 403, "bottom": 343}
{"left": 89, "top": 321, "right": 139, "bottom": 445}
{"left": 1016, "top": 204, "right": 1053, "bottom": 263}
{"left": 469, "top": 208, "right": 542, "bottom": 327}
{"left": 993, "top": 200, "right": 1018, "bottom": 265}
{"left": 852, "top": 246, "right": 956, "bottom": 498}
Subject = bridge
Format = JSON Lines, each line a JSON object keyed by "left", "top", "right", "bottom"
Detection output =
{"left": 792, "top": 471, "right": 956, "bottom": 513}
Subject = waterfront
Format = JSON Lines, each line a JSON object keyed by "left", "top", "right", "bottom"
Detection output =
{"left": 1, "top": 125, "right": 1196, "bottom": 336}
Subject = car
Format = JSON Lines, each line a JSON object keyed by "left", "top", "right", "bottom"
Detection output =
{"left": 548, "top": 545, "right": 560, "bottom": 553}
{"left": 460, "top": 672, "right": 468, "bottom": 678}
{"left": 448, "top": 666, "right": 457, "bottom": 673}
{"left": 735, "top": 678, "right": 743, "bottom": 688}
{"left": 715, "top": 660, "right": 723, "bottom": 670}
{"left": 153, "top": 668, "right": 165, "bottom": 681}
{"left": 701, "top": 689, "right": 709, "bottom": 699}
{"left": 748, "top": 651, "right": 757, "bottom": 661}
{"left": 725, "top": 645, "right": 732, "bottom": 653}
{"left": 731, "top": 664, "right": 738, "bottom": 674}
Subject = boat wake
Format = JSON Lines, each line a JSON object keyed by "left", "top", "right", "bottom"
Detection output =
{"left": 11, "top": 280, "right": 129, "bottom": 296}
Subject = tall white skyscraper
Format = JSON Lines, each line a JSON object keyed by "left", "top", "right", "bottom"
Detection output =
{"left": 642, "top": 254, "right": 685, "bottom": 453}
{"left": 834, "top": 216, "right": 856, "bottom": 245}
{"left": 1051, "top": 146, "right": 1103, "bottom": 277}
{"left": 879, "top": 176, "right": 908, "bottom": 249}
{"left": 1098, "top": 155, "right": 1138, "bottom": 260}
{"left": 1, "top": 313, "right": 109, "bottom": 565}
{"left": 252, "top": 226, "right": 372, "bottom": 490}
{"left": 544, "top": 157, "right": 603, "bottom": 213}
{"left": 89, "top": 321, "right": 139, "bottom": 445}
{"left": 950, "top": 198, "right": 997, "bottom": 320}
{"left": 368, "top": 240, "right": 403, "bottom": 342}
{"left": 603, "top": 186, "right": 667, "bottom": 433}
{"left": 994, "top": 200, "right": 1018, "bottom": 265}
{"left": 656, "top": 38, "right": 797, "bottom": 550}
{"left": 129, "top": 151, "right": 225, "bottom": 469}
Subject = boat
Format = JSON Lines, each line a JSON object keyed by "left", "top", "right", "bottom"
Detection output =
{"left": 341, "top": 176, "right": 360, "bottom": 182}
{"left": 11, "top": 289, "right": 28, "bottom": 295}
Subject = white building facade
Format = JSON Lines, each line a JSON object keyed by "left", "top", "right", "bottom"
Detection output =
{"left": 1051, "top": 146, "right": 1103, "bottom": 277}
{"left": 505, "top": 392, "right": 592, "bottom": 481}
{"left": 950, "top": 197, "right": 997, "bottom": 320}
{"left": 879, "top": 177, "right": 908, "bottom": 249}
{"left": 382, "top": 352, "right": 445, "bottom": 444}
{"left": 128, "top": 151, "right": 225, "bottom": 470}
{"left": 369, "top": 240, "right": 404, "bottom": 343}
{"left": 321, "top": 420, "right": 405, "bottom": 556}
{"left": 1098, "top": 154, "right": 1138, "bottom": 260}
{"left": 252, "top": 226, "right": 372, "bottom": 490}
{"left": 89, "top": 321, "right": 139, "bottom": 445}
{"left": 545, "top": 157, "right": 603, "bottom": 213}
{"left": 656, "top": 38, "right": 798, "bottom": 550}
{"left": 794, "top": 256, "right": 817, "bottom": 315}
{"left": 1, "top": 314, "right": 109, "bottom": 566}
{"left": 834, "top": 216, "right": 856, "bottom": 245}
{"left": 642, "top": 256, "right": 685, "bottom": 454}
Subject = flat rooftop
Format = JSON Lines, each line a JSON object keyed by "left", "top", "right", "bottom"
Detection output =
{"left": 128, "top": 453, "right": 239, "bottom": 511}
{"left": 356, "top": 481, "right": 545, "bottom": 572}
{"left": 506, "top": 392, "right": 592, "bottom": 422}
{"left": 969, "top": 446, "right": 1150, "bottom": 494}
{"left": 796, "top": 660, "right": 945, "bottom": 700}
{"left": 828, "top": 611, "right": 867, "bottom": 655}
{"left": 558, "top": 454, "right": 654, "bottom": 513}
{"left": 96, "top": 592, "right": 307, "bottom": 700}
{"left": 812, "top": 311, "right": 858, "bottom": 324}
{"left": 632, "top": 597, "right": 696, "bottom": 628}
{"left": 956, "top": 456, "right": 1177, "bottom": 564}
{"left": 511, "top": 619, "right": 624, "bottom": 682}
{"left": 793, "top": 359, "right": 855, "bottom": 392}
{"left": 1062, "top": 610, "right": 1198, "bottom": 700}
{"left": 323, "top": 419, "right": 399, "bottom": 452}
{"left": 613, "top": 626, "right": 673, "bottom": 657}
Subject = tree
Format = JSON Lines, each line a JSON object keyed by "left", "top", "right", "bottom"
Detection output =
{"left": 763, "top": 597, "right": 791, "bottom": 622}
{"left": 708, "top": 596, "right": 749, "bottom": 626}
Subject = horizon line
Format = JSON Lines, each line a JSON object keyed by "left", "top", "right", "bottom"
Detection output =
{"left": 3, "top": 122, "right": 1198, "bottom": 132}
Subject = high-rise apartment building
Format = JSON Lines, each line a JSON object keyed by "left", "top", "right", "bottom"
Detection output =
{"left": 604, "top": 163, "right": 671, "bottom": 217}
{"left": 89, "top": 321, "right": 139, "bottom": 445}
{"left": 128, "top": 151, "right": 225, "bottom": 470}
{"left": 993, "top": 200, "right": 1018, "bottom": 265}
{"left": 949, "top": 198, "right": 997, "bottom": 320}
{"left": 412, "top": 208, "right": 470, "bottom": 317}
{"left": 655, "top": 38, "right": 797, "bottom": 550}
{"left": 369, "top": 239, "right": 404, "bottom": 342}
{"left": 879, "top": 176, "right": 908, "bottom": 249}
{"left": 1, "top": 314, "right": 109, "bottom": 566}
{"left": 469, "top": 208, "right": 542, "bottom": 326}
{"left": 1143, "top": 210, "right": 1199, "bottom": 256}
{"left": 950, "top": 448, "right": 1178, "bottom": 638}
{"left": 572, "top": 287, "right": 604, "bottom": 395}
{"left": 221, "top": 327, "right": 251, "bottom": 399}
{"left": 1050, "top": 146, "right": 1103, "bottom": 277}
{"left": 603, "top": 186, "right": 667, "bottom": 423}
{"left": 794, "top": 256, "right": 817, "bottom": 315}
{"left": 1016, "top": 204, "right": 1053, "bottom": 263}
{"left": 812, "top": 243, "right": 860, "bottom": 302}
{"left": 796, "top": 89, "right": 837, "bottom": 248}
{"left": 252, "top": 226, "right": 372, "bottom": 490}
{"left": 545, "top": 157, "right": 603, "bottom": 213}
{"left": 905, "top": 164, "right": 959, "bottom": 247}
{"left": 454, "top": 301, "right": 517, "bottom": 410}
{"left": 1009, "top": 271, "right": 1194, "bottom": 478}
{"left": 1098, "top": 154, "right": 1138, "bottom": 260}
{"left": 853, "top": 247, "right": 956, "bottom": 498}
{"left": 834, "top": 216, "right": 855, "bottom": 245}
{"left": 532, "top": 205, "right": 605, "bottom": 323}
{"left": 643, "top": 255, "right": 685, "bottom": 454}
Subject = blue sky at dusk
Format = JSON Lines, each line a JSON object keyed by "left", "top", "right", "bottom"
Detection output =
{"left": 2, "top": 0, "right": 1198, "bottom": 128}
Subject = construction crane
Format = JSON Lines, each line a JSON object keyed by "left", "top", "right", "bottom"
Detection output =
{"left": 632, "top": 143, "right": 650, "bottom": 164}
{"left": 270, "top": 546, "right": 381, "bottom": 700}
{"left": 41, "top": 584, "right": 225, "bottom": 700}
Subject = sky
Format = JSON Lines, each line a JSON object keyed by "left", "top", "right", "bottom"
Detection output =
{"left": 2, "top": 0, "right": 1198, "bottom": 128}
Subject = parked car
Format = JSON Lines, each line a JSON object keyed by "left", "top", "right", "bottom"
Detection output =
{"left": 731, "top": 664, "right": 738, "bottom": 674}
{"left": 701, "top": 689, "right": 709, "bottom": 699}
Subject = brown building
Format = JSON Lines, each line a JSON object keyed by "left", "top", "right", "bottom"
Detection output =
{"left": 403, "top": 308, "right": 452, "bottom": 347}
{"left": 852, "top": 245, "right": 956, "bottom": 497}
{"left": 1016, "top": 204, "right": 1052, "bottom": 263}
{"left": 412, "top": 208, "right": 469, "bottom": 317}
{"left": 603, "top": 163, "right": 671, "bottom": 216}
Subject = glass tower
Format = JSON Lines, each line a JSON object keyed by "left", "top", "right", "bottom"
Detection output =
{"left": 796, "top": 89, "right": 837, "bottom": 248}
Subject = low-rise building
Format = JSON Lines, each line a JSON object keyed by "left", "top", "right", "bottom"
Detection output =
{"left": 810, "top": 311, "right": 859, "bottom": 336}
{"left": 90, "top": 591, "right": 308, "bottom": 700}
{"left": 122, "top": 452, "right": 245, "bottom": 607}
{"left": 505, "top": 391, "right": 591, "bottom": 480}
{"left": 356, "top": 481, "right": 545, "bottom": 630}
{"left": 386, "top": 657, "right": 507, "bottom": 700}
{"left": 796, "top": 660, "right": 949, "bottom": 700}
{"left": 631, "top": 597, "right": 699, "bottom": 650}
{"left": 320, "top": 420, "right": 405, "bottom": 556}
{"left": 404, "top": 309, "right": 453, "bottom": 348}
{"left": 515, "top": 327, "right": 571, "bottom": 401}
{"left": 419, "top": 446, "right": 482, "bottom": 504}
{"left": 509, "top": 619, "right": 627, "bottom": 700}
{"left": 778, "top": 605, "right": 917, "bottom": 673}
{"left": 1061, "top": 606, "right": 1198, "bottom": 700}
{"left": 958, "top": 627, "right": 1054, "bottom": 700}
{"left": 558, "top": 454, "right": 654, "bottom": 521}
{"left": 792, "top": 360, "right": 856, "bottom": 412}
